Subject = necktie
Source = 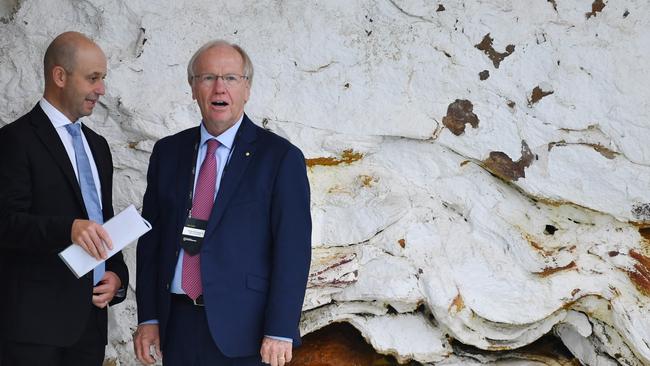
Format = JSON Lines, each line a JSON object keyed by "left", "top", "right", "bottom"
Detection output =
{"left": 64, "top": 123, "right": 105, "bottom": 285}
{"left": 182, "top": 139, "right": 219, "bottom": 300}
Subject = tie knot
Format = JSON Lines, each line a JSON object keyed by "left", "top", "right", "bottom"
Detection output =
{"left": 64, "top": 123, "right": 82, "bottom": 137}
{"left": 206, "top": 139, "right": 219, "bottom": 155}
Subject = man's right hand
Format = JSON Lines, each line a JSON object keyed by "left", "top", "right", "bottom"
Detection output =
{"left": 71, "top": 219, "right": 112, "bottom": 260}
{"left": 134, "top": 323, "right": 162, "bottom": 365}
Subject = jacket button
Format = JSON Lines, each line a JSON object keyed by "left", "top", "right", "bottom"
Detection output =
{"left": 166, "top": 283, "right": 170, "bottom": 290}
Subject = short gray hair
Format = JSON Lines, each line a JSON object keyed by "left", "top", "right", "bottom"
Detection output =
{"left": 187, "top": 40, "right": 254, "bottom": 87}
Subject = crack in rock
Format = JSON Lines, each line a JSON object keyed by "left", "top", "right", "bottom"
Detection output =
{"left": 301, "top": 61, "right": 337, "bottom": 73}
{"left": 134, "top": 27, "right": 146, "bottom": 58}
{"left": 386, "top": 0, "right": 434, "bottom": 23}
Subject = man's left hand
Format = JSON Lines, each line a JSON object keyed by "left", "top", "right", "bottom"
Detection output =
{"left": 260, "top": 336, "right": 292, "bottom": 366}
{"left": 92, "top": 271, "right": 121, "bottom": 308}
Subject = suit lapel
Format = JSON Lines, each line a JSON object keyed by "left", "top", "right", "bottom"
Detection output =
{"left": 30, "top": 105, "right": 85, "bottom": 211}
{"left": 176, "top": 128, "right": 201, "bottom": 241}
{"left": 205, "top": 116, "right": 257, "bottom": 237}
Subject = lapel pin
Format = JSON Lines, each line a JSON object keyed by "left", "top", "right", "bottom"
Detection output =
{"left": 245, "top": 152, "right": 251, "bottom": 157}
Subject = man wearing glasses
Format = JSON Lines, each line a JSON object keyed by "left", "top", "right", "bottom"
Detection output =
{"left": 134, "top": 40, "right": 312, "bottom": 366}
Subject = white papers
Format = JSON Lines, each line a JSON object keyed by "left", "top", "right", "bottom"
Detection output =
{"left": 59, "top": 204, "right": 151, "bottom": 279}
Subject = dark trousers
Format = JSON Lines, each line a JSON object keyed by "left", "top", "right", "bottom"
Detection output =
{"left": 164, "top": 295, "right": 262, "bottom": 366}
{"left": 1, "top": 306, "right": 105, "bottom": 366}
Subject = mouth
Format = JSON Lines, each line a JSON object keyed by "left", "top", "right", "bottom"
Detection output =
{"left": 211, "top": 100, "right": 229, "bottom": 107}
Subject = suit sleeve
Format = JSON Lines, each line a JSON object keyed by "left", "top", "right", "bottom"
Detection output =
{"left": 264, "top": 145, "right": 312, "bottom": 339}
{"left": 136, "top": 141, "right": 163, "bottom": 322}
{"left": 0, "top": 126, "right": 75, "bottom": 252}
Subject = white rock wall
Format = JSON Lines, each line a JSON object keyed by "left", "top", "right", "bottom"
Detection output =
{"left": 1, "top": 1, "right": 649, "bottom": 365}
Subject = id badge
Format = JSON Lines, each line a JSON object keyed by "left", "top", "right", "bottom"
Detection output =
{"left": 181, "top": 217, "right": 207, "bottom": 255}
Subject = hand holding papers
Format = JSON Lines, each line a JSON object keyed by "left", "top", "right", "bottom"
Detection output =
{"left": 59, "top": 204, "right": 151, "bottom": 278}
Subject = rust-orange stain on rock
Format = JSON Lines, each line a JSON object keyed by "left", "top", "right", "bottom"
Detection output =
{"left": 398, "top": 239, "right": 406, "bottom": 248}
{"left": 359, "top": 175, "right": 376, "bottom": 188}
{"left": 483, "top": 141, "right": 534, "bottom": 181}
{"left": 591, "top": 144, "right": 618, "bottom": 159}
{"left": 639, "top": 227, "right": 650, "bottom": 241}
{"left": 442, "top": 99, "right": 479, "bottom": 136}
{"left": 528, "top": 86, "right": 554, "bottom": 107}
{"left": 306, "top": 149, "right": 363, "bottom": 168}
{"left": 534, "top": 261, "right": 577, "bottom": 277}
{"left": 475, "top": 33, "right": 515, "bottom": 68}
{"left": 291, "top": 322, "right": 418, "bottom": 366}
{"left": 571, "top": 288, "right": 580, "bottom": 296}
{"left": 449, "top": 293, "right": 465, "bottom": 312}
{"left": 548, "top": 141, "right": 618, "bottom": 160}
{"left": 528, "top": 238, "right": 555, "bottom": 257}
{"left": 628, "top": 249, "right": 650, "bottom": 296}
{"left": 586, "top": 0, "right": 606, "bottom": 19}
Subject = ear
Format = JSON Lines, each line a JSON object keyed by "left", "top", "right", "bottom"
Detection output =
{"left": 243, "top": 82, "right": 250, "bottom": 104}
{"left": 52, "top": 66, "right": 67, "bottom": 88}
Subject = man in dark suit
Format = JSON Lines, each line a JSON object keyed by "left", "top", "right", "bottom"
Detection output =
{"left": 0, "top": 31, "right": 129, "bottom": 366}
{"left": 134, "top": 40, "right": 311, "bottom": 366}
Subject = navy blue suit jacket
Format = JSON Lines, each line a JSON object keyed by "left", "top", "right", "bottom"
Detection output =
{"left": 136, "top": 115, "right": 312, "bottom": 357}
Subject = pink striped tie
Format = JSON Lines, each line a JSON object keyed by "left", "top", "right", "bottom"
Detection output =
{"left": 182, "top": 139, "right": 219, "bottom": 300}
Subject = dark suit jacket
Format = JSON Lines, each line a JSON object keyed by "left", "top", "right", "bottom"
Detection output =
{"left": 136, "top": 115, "right": 312, "bottom": 357}
{"left": 0, "top": 104, "right": 128, "bottom": 347}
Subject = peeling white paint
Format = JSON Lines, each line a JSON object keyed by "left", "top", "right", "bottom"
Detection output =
{"left": 2, "top": 0, "right": 649, "bottom": 365}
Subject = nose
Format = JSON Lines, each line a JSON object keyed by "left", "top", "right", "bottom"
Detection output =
{"left": 213, "top": 77, "right": 227, "bottom": 92}
{"left": 96, "top": 79, "right": 106, "bottom": 95}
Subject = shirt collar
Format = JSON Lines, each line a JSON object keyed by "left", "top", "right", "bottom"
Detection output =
{"left": 199, "top": 115, "right": 243, "bottom": 150}
{"left": 39, "top": 98, "right": 79, "bottom": 128}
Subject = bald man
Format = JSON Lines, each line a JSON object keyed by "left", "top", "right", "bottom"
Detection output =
{"left": 0, "top": 31, "right": 128, "bottom": 366}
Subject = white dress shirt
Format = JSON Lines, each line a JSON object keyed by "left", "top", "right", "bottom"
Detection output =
{"left": 39, "top": 98, "right": 103, "bottom": 205}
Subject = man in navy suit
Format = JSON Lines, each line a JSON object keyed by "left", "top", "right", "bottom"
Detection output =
{"left": 134, "top": 40, "right": 312, "bottom": 366}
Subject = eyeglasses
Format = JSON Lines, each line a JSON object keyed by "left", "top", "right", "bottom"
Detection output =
{"left": 192, "top": 73, "right": 248, "bottom": 87}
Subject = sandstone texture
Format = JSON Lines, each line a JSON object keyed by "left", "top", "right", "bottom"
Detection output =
{"left": 1, "top": 1, "right": 649, "bottom": 365}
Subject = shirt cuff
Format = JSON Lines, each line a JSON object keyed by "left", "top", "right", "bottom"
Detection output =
{"left": 139, "top": 319, "right": 159, "bottom": 325}
{"left": 265, "top": 335, "right": 293, "bottom": 343}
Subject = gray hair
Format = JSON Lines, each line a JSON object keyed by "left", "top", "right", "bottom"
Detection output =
{"left": 187, "top": 40, "right": 254, "bottom": 87}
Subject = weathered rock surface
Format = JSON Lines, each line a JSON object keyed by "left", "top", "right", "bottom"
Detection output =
{"left": 1, "top": 0, "right": 649, "bottom": 365}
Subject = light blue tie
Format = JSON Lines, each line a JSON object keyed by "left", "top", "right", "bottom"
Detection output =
{"left": 65, "top": 123, "right": 105, "bottom": 285}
